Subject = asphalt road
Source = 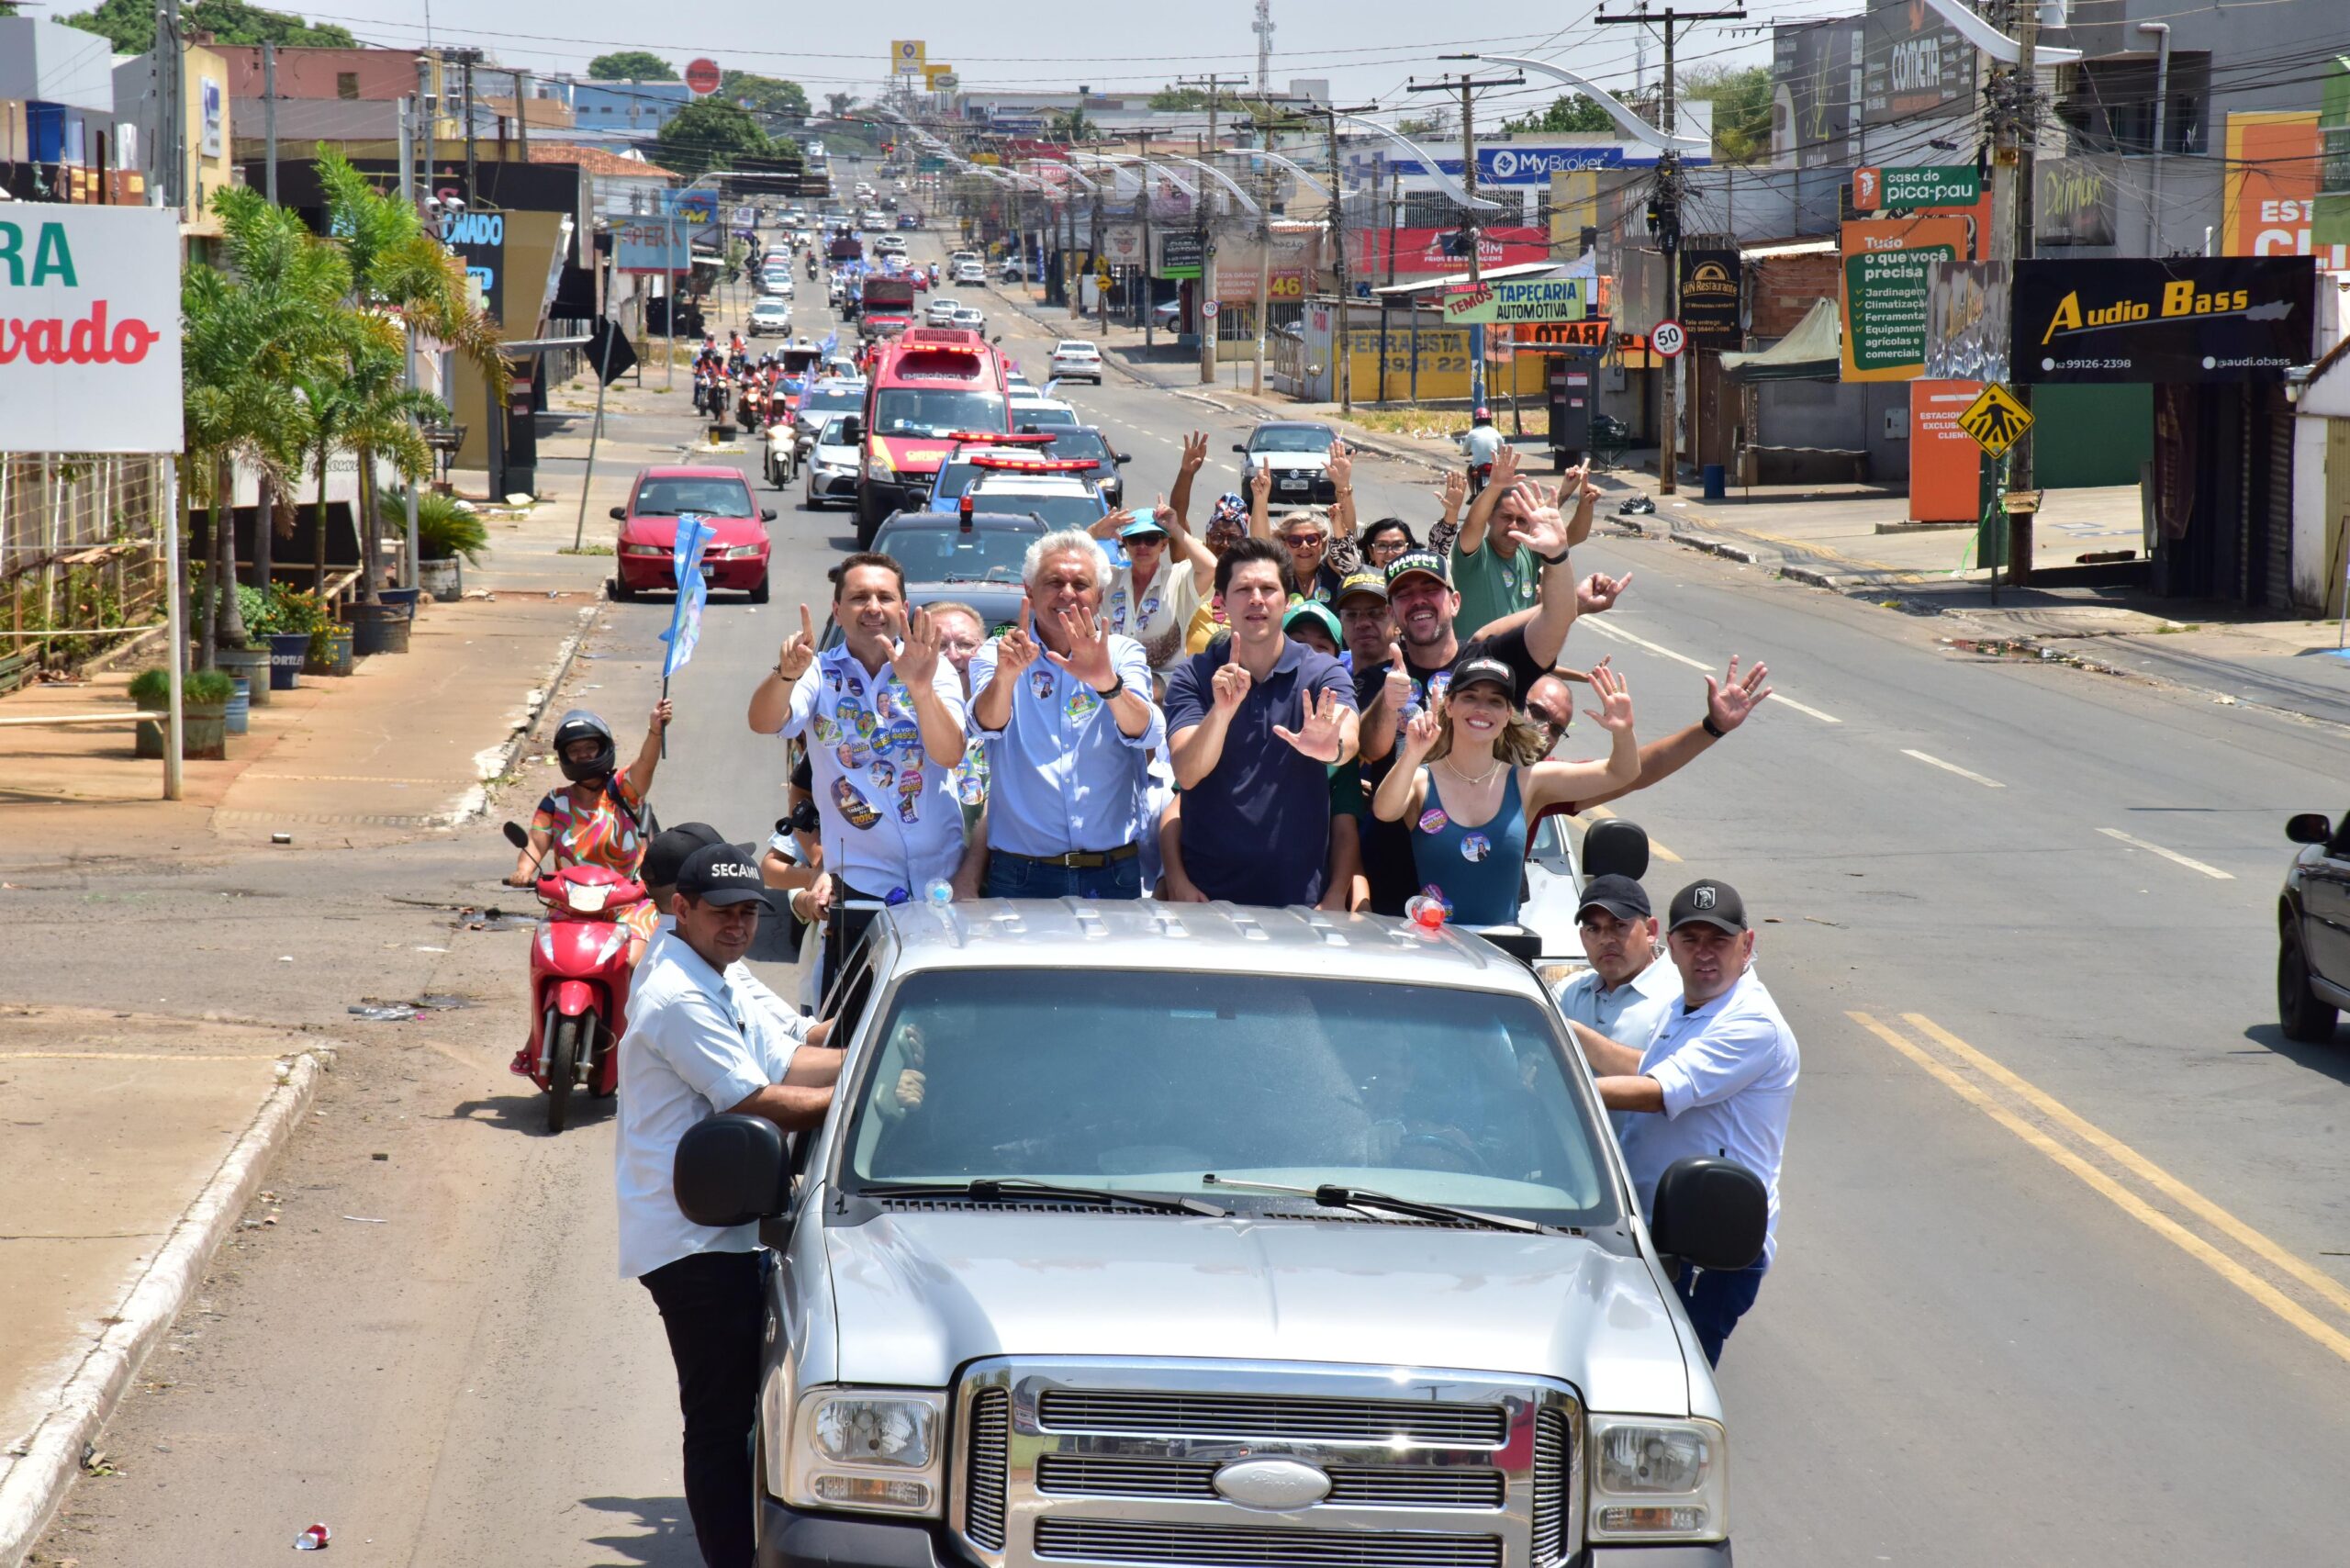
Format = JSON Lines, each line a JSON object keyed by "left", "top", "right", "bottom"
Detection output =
{"left": 31, "top": 215, "right": 2350, "bottom": 1567}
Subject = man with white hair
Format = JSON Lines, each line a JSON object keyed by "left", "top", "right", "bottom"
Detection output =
{"left": 961, "top": 528, "right": 1163, "bottom": 900}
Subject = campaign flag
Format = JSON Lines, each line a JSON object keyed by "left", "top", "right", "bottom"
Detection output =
{"left": 818, "top": 329, "right": 839, "bottom": 357}
{"left": 661, "top": 514, "right": 716, "bottom": 678}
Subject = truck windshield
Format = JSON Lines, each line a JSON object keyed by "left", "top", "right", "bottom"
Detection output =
{"left": 842, "top": 969, "right": 1617, "bottom": 1226}
{"left": 876, "top": 389, "right": 1006, "bottom": 437}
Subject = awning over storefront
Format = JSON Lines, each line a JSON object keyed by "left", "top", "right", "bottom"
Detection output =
{"left": 1721, "top": 297, "right": 1840, "bottom": 383}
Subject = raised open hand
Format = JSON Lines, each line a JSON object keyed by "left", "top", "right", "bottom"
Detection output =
{"left": 1584, "top": 664, "right": 1635, "bottom": 733}
{"left": 1490, "top": 443, "right": 1521, "bottom": 488}
{"left": 1577, "top": 570, "right": 1633, "bottom": 614}
{"left": 1326, "top": 440, "right": 1353, "bottom": 491}
{"left": 995, "top": 596, "right": 1041, "bottom": 676}
{"left": 1504, "top": 499, "right": 1571, "bottom": 561}
{"left": 1273, "top": 688, "right": 1348, "bottom": 762}
{"left": 893, "top": 603, "right": 943, "bottom": 686}
{"left": 1210, "top": 634, "right": 1253, "bottom": 715}
{"left": 1439, "top": 468, "right": 1468, "bottom": 518}
{"left": 1090, "top": 507, "right": 1134, "bottom": 541}
{"left": 777, "top": 602, "right": 818, "bottom": 679}
{"left": 1042, "top": 601, "right": 1117, "bottom": 691}
{"left": 1705, "top": 655, "right": 1773, "bottom": 733}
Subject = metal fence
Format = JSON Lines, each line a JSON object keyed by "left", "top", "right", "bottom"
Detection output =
{"left": 1, "top": 454, "right": 172, "bottom": 677}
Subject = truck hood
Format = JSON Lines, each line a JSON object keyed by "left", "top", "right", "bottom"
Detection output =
{"left": 821, "top": 1209, "right": 1695, "bottom": 1416}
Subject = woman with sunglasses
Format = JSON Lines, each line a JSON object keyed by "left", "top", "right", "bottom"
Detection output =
{"left": 1371, "top": 655, "right": 1639, "bottom": 929}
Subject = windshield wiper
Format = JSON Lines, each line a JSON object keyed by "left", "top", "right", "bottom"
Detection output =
{"left": 1201, "top": 1175, "right": 1547, "bottom": 1234}
{"left": 857, "top": 1178, "right": 1227, "bottom": 1217}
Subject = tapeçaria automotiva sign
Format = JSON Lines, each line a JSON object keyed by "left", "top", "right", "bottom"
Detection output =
{"left": 2011, "top": 257, "right": 2317, "bottom": 384}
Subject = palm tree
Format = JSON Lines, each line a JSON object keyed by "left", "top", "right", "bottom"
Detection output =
{"left": 300, "top": 325, "right": 440, "bottom": 596}
{"left": 314, "top": 150, "right": 501, "bottom": 602}
{"left": 182, "top": 188, "right": 346, "bottom": 663}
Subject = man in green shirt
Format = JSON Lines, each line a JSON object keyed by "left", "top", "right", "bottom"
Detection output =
{"left": 1452, "top": 445, "right": 1582, "bottom": 640}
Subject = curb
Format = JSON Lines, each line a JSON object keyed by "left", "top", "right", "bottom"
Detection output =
{"left": 0, "top": 1048, "right": 333, "bottom": 1568}
{"left": 444, "top": 603, "right": 601, "bottom": 828}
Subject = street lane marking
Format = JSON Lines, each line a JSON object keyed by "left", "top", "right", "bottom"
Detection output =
{"left": 1900, "top": 749, "right": 2005, "bottom": 789}
{"left": 1576, "top": 619, "right": 1841, "bottom": 723}
{"left": 1580, "top": 803, "right": 1682, "bottom": 862}
{"left": 1850, "top": 1012, "right": 2350, "bottom": 1367}
{"left": 2098, "top": 827, "right": 2234, "bottom": 880}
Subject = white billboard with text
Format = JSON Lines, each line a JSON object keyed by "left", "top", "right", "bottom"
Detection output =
{"left": 0, "top": 207, "right": 184, "bottom": 454}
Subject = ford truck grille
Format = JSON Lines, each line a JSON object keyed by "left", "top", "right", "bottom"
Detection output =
{"left": 951, "top": 1360, "right": 1581, "bottom": 1568}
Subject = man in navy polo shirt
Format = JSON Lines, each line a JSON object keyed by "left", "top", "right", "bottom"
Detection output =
{"left": 1163, "top": 537, "right": 1359, "bottom": 905}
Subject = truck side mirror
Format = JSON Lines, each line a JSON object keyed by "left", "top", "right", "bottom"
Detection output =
{"left": 1648, "top": 1157, "right": 1767, "bottom": 1274}
{"left": 674, "top": 1114, "right": 793, "bottom": 1227}
{"left": 2287, "top": 812, "right": 2333, "bottom": 845}
{"left": 841, "top": 417, "right": 864, "bottom": 442}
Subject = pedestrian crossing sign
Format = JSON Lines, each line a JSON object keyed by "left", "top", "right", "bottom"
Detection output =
{"left": 1958, "top": 383, "right": 2033, "bottom": 458}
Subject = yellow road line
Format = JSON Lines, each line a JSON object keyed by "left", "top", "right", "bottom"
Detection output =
{"left": 1581, "top": 803, "right": 1683, "bottom": 862}
{"left": 1849, "top": 1012, "right": 2350, "bottom": 1367}
{"left": 1902, "top": 1013, "right": 2350, "bottom": 1322}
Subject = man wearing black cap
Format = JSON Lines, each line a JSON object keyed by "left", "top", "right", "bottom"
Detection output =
{"left": 1578, "top": 878, "right": 1799, "bottom": 1367}
{"left": 1554, "top": 874, "right": 1678, "bottom": 1061}
{"left": 618, "top": 842, "right": 838, "bottom": 1568}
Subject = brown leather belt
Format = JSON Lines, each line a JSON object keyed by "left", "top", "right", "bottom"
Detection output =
{"left": 999, "top": 842, "right": 1141, "bottom": 871}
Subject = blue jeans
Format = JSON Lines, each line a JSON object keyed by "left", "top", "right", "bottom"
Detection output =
{"left": 984, "top": 850, "right": 1142, "bottom": 901}
{"left": 1673, "top": 1262, "right": 1765, "bottom": 1367}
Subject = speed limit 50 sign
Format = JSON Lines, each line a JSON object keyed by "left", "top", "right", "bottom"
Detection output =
{"left": 1651, "top": 319, "right": 1686, "bottom": 359}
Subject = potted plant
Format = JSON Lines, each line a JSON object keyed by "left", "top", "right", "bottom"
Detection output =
{"left": 263, "top": 585, "right": 328, "bottom": 691}
{"left": 210, "top": 584, "right": 275, "bottom": 707}
{"left": 308, "top": 614, "right": 355, "bottom": 677}
{"left": 130, "top": 667, "right": 234, "bottom": 760}
{"left": 387, "top": 488, "right": 490, "bottom": 603}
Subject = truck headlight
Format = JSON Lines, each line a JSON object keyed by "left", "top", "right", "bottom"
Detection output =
{"left": 1586, "top": 1416, "right": 1726, "bottom": 1542}
{"left": 867, "top": 444, "right": 897, "bottom": 479}
{"left": 789, "top": 1387, "right": 946, "bottom": 1517}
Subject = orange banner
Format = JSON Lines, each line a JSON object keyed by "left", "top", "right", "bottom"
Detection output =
{"left": 2222, "top": 112, "right": 2350, "bottom": 268}
{"left": 1909, "top": 379, "right": 1984, "bottom": 523}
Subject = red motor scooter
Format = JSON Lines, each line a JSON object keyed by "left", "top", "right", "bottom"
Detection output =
{"left": 501, "top": 822, "right": 645, "bottom": 1132}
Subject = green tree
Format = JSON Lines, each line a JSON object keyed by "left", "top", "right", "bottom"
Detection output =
{"left": 723, "top": 71, "right": 811, "bottom": 124}
{"left": 588, "top": 50, "right": 677, "bottom": 81}
{"left": 1149, "top": 86, "right": 1212, "bottom": 111}
{"left": 655, "top": 98, "right": 774, "bottom": 180}
{"left": 1503, "top": 94, "right": 1615, "bottom": 136}
{"left": 1049, "top": 106, "right": 1095, "bottom": 144}
{"left": 313, "top": 150, "right": 498, "bottom": 600}
{"left": 823, "top": 92, "right": 857, "bottom": 119}
{"left": 1682, "top": 63, "right": 1772, "bottom": 163}
{"left": 63, "top": 0, "right": 354, "bottom": 50}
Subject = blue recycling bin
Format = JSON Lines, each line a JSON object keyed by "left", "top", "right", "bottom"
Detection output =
{"left": 1702, "top": 464, "right": 1727, "bottom": 499}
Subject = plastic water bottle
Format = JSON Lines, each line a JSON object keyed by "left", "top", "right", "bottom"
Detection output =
{"left": 923, "top": 878, "right": 955, "bottom": 908}
{"left": 1404, "top": 895, "right": 1447, "bottom": 932}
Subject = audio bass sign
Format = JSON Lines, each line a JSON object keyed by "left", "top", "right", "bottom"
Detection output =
{"left": 2009, "top": 257, "right": 2317, "bottom": 384}
{"left": 0, "top": 207, "right": 184, "bottom": 454}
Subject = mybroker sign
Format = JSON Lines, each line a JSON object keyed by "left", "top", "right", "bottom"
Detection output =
{"left": 0, "top": 207, "right": 183, "bottom": 454}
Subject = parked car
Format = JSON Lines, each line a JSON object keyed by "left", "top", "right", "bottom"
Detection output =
{"left": 1048, "top": 339, "right": 1104, "bottom": 384}
{"left": 1237, "top": 420, "right": 1345, "bottom": 504}
{"left": 2280, "top": 810, "right": 2350, "bottom": 1040}
{"left": 609, "top": 466, "right": 775, "bottom": 603}
{"left": 672, "top": 902, "right": 1764, "bottom": 1568}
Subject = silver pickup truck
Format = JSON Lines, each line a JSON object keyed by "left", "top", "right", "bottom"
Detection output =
{"left": 679, "top": 902, "right": 1765, "bottom": 1568}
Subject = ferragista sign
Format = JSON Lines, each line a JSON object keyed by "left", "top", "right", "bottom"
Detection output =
{"left": 0, "top": 207, "right": 183, "bottom": 454}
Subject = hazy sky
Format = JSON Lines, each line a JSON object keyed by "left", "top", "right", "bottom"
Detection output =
{"left": 295, "top": 0, "right": 1785, "bottom": 124}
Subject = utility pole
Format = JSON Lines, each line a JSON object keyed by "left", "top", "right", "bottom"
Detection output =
{"left": 1273, "top": 103, "right": 1376, "bottom": 413}
{"left": 1999, "top": 0, "right": 2040, "bottom": 582}
{"left": 1411, "top": 65, "right": 1523, "bottom": 414}
{"left": 447, "top": 48, "right": 483, "bottom": 206}
{"left": 263, "top": 40, "right": 277, "bottom": 203}
{"left": 1253, "top": 106, "right": 1273, "bottom": 398}
{"left": 398, "top": 94, "right": 421, "bottom": 587}
{"left": 1181, "top": 74, "right": 1250, "bottom": 385}
{"left": 512, "top": 70, "right": 532, "bottom": 168}
{"left": 1594, "top": 6, "right": 1742, "bottom": 495}
{"left": 1130, "top": 130, "right": 1155, "bottom": 348}
{"left": 415, "top": 55, "right": 434, "bottom": 211}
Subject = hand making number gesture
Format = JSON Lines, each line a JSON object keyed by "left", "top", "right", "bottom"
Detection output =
{"left": 1273, "top": 689, "right": 1348, "bottom": 762}
{"left": 892, "top": 603, "right": 944, "bottom": 686}
{"left": 995, "top": 597, "right": 1042, "bottom": 678}
{"left": 1179, "top": 430, "right": 1209, "bottom": 477}
{"left": 1397, "top": 705, "right": 1441, "bottom": 762}
{"left": 1043, "top": 601, "right": 1118, "bottom": 691}
{"left": 1704, "top": 655, "right": 1773, "bottom": 732}
{"left": 1577, "top": 571, "right": 1633, "bottom": 614}
{"left": 1584, "top": 664, "right": 1635, "bottom": 733}
{"left": 776, "top": 603, "right": 818, "bottom": 680}
{"left": 1210, "top": 633, "right": 1254, "bottom": 715}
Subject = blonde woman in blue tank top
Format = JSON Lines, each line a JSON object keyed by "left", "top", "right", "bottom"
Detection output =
{"left": 1371, "top": 655, "right": 1641, "bottom": 927}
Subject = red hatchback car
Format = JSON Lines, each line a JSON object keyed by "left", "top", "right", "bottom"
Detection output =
{"left": 609, "top": 466, "right": 776, "bottom": 602}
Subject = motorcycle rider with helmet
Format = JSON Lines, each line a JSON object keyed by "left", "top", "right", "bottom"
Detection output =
{"left": 508, "top": 702, "right": 674, "bottom": 890}
{"left": 1461, "top": 407, "right": 1504, "bottom": 489}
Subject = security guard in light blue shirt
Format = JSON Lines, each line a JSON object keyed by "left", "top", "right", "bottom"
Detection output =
{"left": 1575, "top": 879, "right": 1798, "bottom": 1368}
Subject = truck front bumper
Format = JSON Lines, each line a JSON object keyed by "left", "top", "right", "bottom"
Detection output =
{"left": 755, "top": 1499, "right": 1731, "bottom": 1568}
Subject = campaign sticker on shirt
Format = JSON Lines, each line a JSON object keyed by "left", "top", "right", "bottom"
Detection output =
{"left": 894, "top": 766, "right": 925, "bottom": 823}
{"left": 1066, "top": 687, "right": 1100, "bottom": 721}
{"left": 869, "top": 758, "right": 896, "bottom": 791}
{"left": 1460, "top": 833, "right": 1492, "bottom": 863}
{"left": 811, "top": 714, "right": 840, "bottom": 745}
{"left": 835, "top": 740, "right": 872, "bottom": 770}
{"left": 1417, "top": 807, "right": 1449, "bottom": 834}
{"left": 845, "top": 674, "right": 867, "bottom": 699}
{"left": 881, "top": 716, "right": 921, "bottom": 757}
{"left": 1107, "top": 588, "right": 1129, "bottom": 632}
{"left": 1027, "top": 666, "right": 1056, "bottom": 701}
{"left": 832, "top": 777, "right": 881, "bottom": 830}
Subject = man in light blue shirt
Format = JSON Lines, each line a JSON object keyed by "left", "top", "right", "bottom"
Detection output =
{"left": 1582, "top": 878, "right": 1798, "bottom": 1367}
{"left": 1555, "top": 873, "right": 1681, "bottom": 1052}
{"left": 961, "top": 528, "right": 1163, "bottom": 899}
